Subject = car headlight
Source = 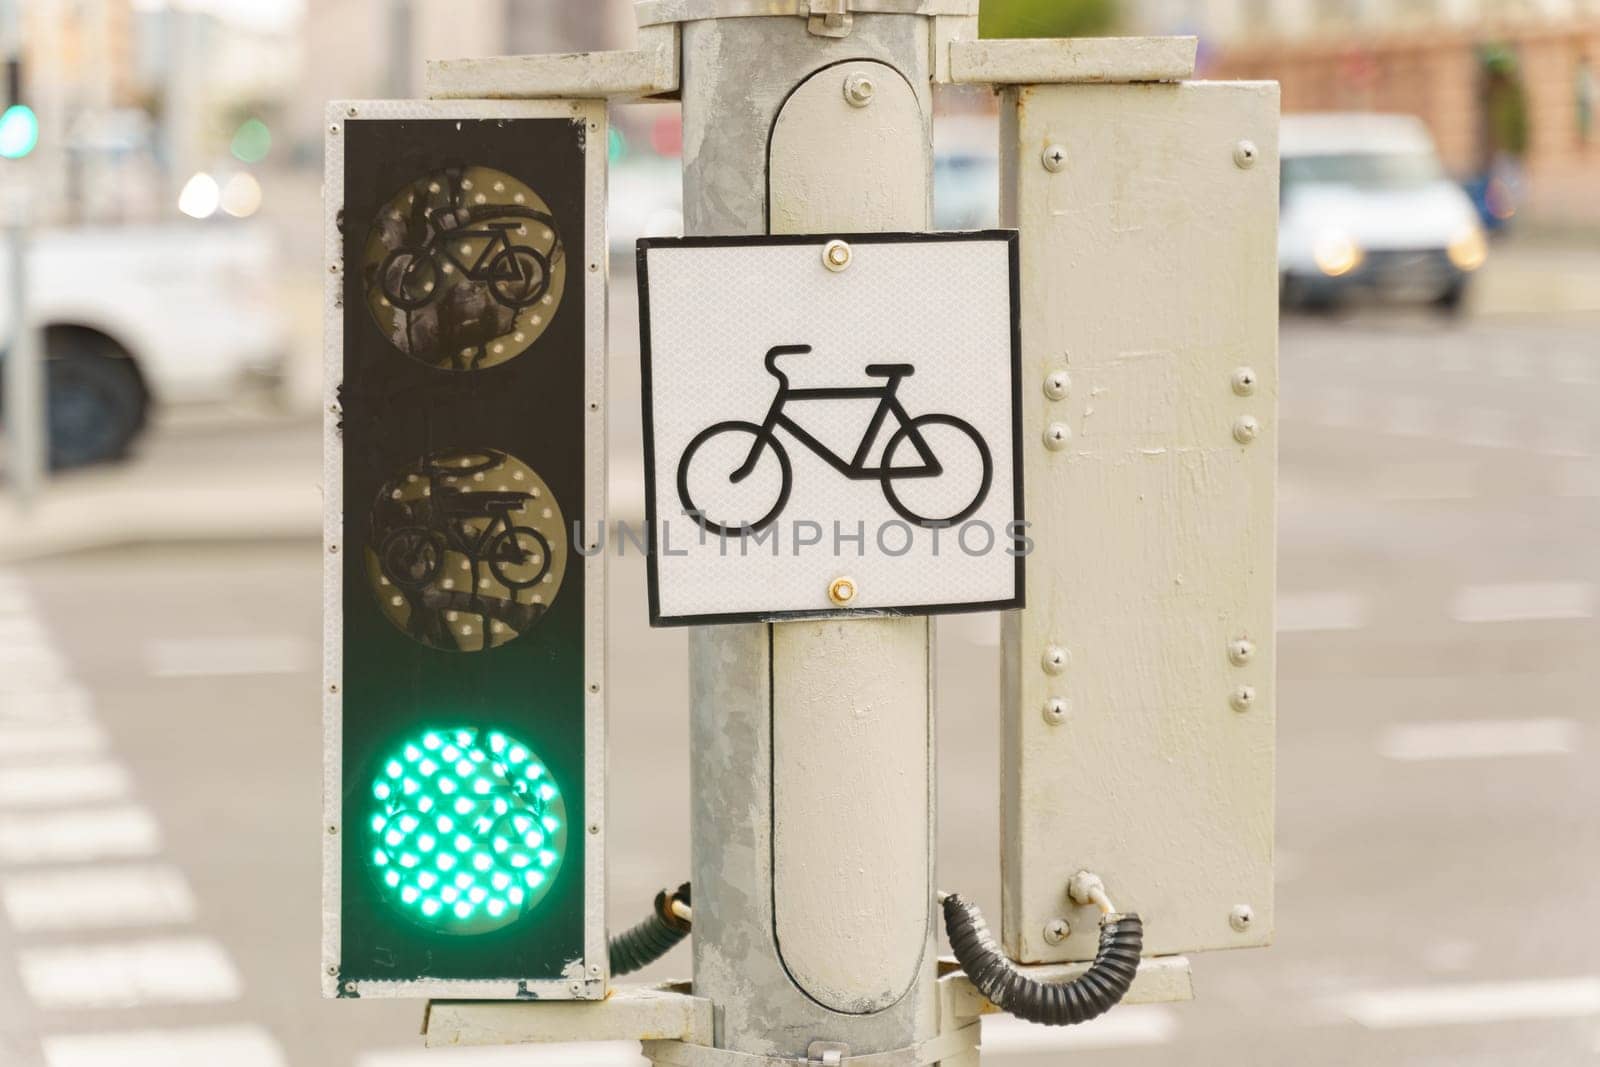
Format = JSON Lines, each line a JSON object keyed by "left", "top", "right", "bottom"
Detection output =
{"left": 1313, "top": 232, "right": 1363, "bottom": 277}
{"left": 1447, "top": 226, "right": 1487, "bottom": 272}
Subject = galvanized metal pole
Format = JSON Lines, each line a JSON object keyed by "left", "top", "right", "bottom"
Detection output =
{"left": 6, "top": 191, "right": 43, "bottom": 508}
{"left": 673, "top": 8, "right": 944, "bottom": 1063}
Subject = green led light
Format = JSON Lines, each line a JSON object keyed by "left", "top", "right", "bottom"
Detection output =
{"left": 0, "top": 105, "right": 39, "bottom": 160}
{"left": 366, "top": 726, "right": 567, "bottom": 934}
{"left": 230, "top": 117, "right": 271, "bottom": 163}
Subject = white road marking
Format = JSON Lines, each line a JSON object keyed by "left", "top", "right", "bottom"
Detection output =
{"left": 18, "top": 936, "right": 243, "bottom": 1010}
{"left": 145, "top": 636, "right": 310, "bottom": 678}
{"left": 1451, "top": 581, "right": 1596, "bottom": 623}
{"left": 981, "top": 1006, "right": 1179, "bottom": 1051}
{"left": 1380, "top": 718, "right": 1578, "bottom": 761}
{"left": 0, "top": 683, "right": 94, "bottom": 722}
{"left": 1278, "top": 591, "right": 1369, "bottom": 632}
{"left": 358, "top": 1044, "right": 648, "bottom": 1067}
{"left": 0, "top": 760, "right": 129, "bottom": 807}
{"left": 0, "top": 806, "right": 162, "bottom": 864}
{"left": 0, "top": 720, "right": 106, "bottom": 760}
{"left": 42, "top": 1024, "right": 287, "bottom": 1067}
{"left": 2, "top": 864, "right": 196, "bottom": 932}
{"left": 1334, "top": 976, "right": 1600, "bottom": 1029}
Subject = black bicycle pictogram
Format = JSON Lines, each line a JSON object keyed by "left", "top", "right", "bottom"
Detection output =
{"left": 379, "top": 453, "right": 552, "bottom": 593}
{"left": 380, "top": 210, "right": 559, "bottom": 312}
{"left": 677, "top": 344, "right": 992, "bottom": 536}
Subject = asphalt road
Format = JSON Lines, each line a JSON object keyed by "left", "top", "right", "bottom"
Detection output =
{"left": 0, "top": 303, "right": 1596, "bottom": 1066}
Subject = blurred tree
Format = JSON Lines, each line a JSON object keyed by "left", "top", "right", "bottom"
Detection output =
{"left": 980, "top": 0, "right": 1117, "bottom": 38}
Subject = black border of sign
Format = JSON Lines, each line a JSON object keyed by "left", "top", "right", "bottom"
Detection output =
{"left": 636, "top": 229, "right": 1025, "bottom": 628}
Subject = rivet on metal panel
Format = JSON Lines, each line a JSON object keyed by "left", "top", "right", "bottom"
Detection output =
{"left": 1042, "top": 143, "right": 1067, "bottom": 172}
{"left": 1229, "top": 904, "right": 1255, "bottom": 931}
{"left": 588, "top": 823, "right": 600, "bottom": 835}
{"left": 1227, "top": 638, "right": 1255, "bottom": 666}
{"left": 327, "top": 824, "right": 338, "bottom": 835}
{"left": 1043, "top": 370, "right": 1071, "bottom": 400}
{"left": 1233, "top": 140, "right": 1259, "bottom": 168}
{"left": 843, "top": 73, "right": 876, "bottom": 107}
{"left": 1231, "top": 366, "right": 1258, "bottom": 396}
{"left": 343, "top": 980, "right": 357, "bottom": 993}
{"left": 1043, "top": 918, "right": 1070, "bottom": 944}
{"left": 827, "top": 575, "right": 858, "bottom": 606}
{"left": 346, "top": 106, "right": 358, "bottom": 118}
{"left": 1232, "top": 415, "right": 1260, "bottom": 444}
{"left": 328, "top": 543, "right": 339, "bottom": 554}
{"left": 569, "top": 980, "right": 584, "bottom": 995}
{"left": 1042, "top": 423, "right": 1071, "bottom": 450}
{"left": 823, "top": 239, "right": 852, "bottom": 272}
{"left": 1042, "top": 697, "right": 1069, "bottom": 725}
{"left": 328, "top": 263, "right": 338, "bottom": 273}
{"left": 1230, "top": 685, "right": 1256, "bottom": 712}
{"left": 327, "top": 965, "right": 337, "bottom": 976}
{"left": 1041, "top": 645, "right": 1069, "bottom": 675}
{"left": 329, "top": 124, "right": 340, "bottom": 135}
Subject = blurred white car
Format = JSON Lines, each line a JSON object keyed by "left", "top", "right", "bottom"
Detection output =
{"left": 0, "top": 221, "right": 286, "bottom": 467}
{"left": 1279, "top": 113, "right": 1487, "bottom": 312}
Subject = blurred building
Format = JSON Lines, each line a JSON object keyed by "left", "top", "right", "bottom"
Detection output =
{"left": 1131, "top": 0, "right": 1600, "bottom": 223}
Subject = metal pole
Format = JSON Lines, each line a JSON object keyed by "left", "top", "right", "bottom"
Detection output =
{"left": 3, "top": 0, "right": 43, "bottom": 508}
{"left": 674, "top": 11, "right": 943, "bottom": 1063}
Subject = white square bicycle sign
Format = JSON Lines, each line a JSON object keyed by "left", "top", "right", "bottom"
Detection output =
{"left": 636, "top": 231, "right": 1023, "bottom": 626}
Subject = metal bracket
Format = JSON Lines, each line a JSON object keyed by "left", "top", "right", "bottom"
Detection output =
{"left": 807, "top": 0, "right": 853, "bottom": 37}
{"left": 644, "top": 1023, "right": 977, "bottom": 1067}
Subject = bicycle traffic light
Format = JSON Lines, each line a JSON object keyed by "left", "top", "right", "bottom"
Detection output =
{"left": 323, "top": 100, "right": 607, "bottom": 999}
{"left": 1, "top": 57, "right": 38, "bottom": 161}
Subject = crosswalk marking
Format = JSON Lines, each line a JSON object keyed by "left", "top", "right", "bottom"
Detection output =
{"left": 1451, "top": 581, "right": 1596, "bottom": 623}
{"left": 0, "top": 760, "right": 129, "bottom": 807}
{"left": 0, "top": 721, "right": 107, "bottom": 761}
{"left": 1380, "top": 718, "right": 1578, "bottom": 762}
{"left": 41, "top": 1024, "right": 287, "bottom": 1067}
{"left": 17, "top": 936, "right": 243, "bottom": 1010}
{"left": 0, "top": 806, "right": 162, "bottom": 864}
{"left": 359, "top": 1044, "right": 648, "bottom": 1067}
{"left": 1334, "top": 976, "right": 1600, "bottom": 1029}
{"left": 1278, "top": 591, "right": 1368, "bottom": 632}
{"left": 0, "top": 684, "right": 94, "bottom": 722}
{"left": 145, "top": 636, "right": 310, "bottom": 678}
{"left": 2, "top": 864, "right": 197, "bottom": 932}
{"left": 981, "top": 1006, "right": 1179, "bottom": 1051}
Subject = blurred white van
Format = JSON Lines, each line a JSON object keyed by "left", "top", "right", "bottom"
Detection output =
{"left": 1279, "top": 113, "right": 1487, "bottom": 312}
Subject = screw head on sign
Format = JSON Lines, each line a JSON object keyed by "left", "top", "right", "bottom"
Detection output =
{"left": 1042, "top": 697, "right": 1070, "bottom": 725}
{"left": 1043, "top": 370, "right": 1071, "bottom": 400}
{"left": 1042, "top": 144, "right": 1068, "bottom": 173}
{"left": 1043, "top": 423, "right": 1071, "bottom": 451}
{"left": 843, "top": 73, "right": 876, "bottom": 107}
{"left": 828, "top": 576, "right": 858, "bottom": 607}
{"left": 1227, "top": 638, "right": 1255, "bottom": 666}
{"left": 1233, "top": 140, "right": 1259, "bottom": 169}
{"left": 1229, "top": 904, "right": 1254, "bottom": 932}
{"left": 1230, "top": 685, "right": 1256, "bottom": 712}
{"left": 1044, "top": 919, "right": 1070, "bottom": 944}
{"left": 823, "top": 239, "right": 852, "bottom": 272}
{"left": 1041, "top": 645, "right": 1069, "bottom": 675}
{"left": 1233, "top": 415, "right": 1260, "bottom": 444}
{"left": 1232, "top": 366, "right": 1258, "bottom": 396}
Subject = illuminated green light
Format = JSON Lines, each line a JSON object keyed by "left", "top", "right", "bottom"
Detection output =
{"left": 0, "top": 105, "right": 39, "bottom": 160}
{"left": 366, "top": 725, "right": 567, "bottom": 934}
{"left": 229, "top": 117, "right": 271, "bottom": 163}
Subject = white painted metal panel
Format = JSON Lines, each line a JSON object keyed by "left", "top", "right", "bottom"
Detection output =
{"left": 998, "top": 81, "right": 1278, "bottom": 962}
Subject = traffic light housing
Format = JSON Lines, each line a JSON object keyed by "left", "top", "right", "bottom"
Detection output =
{"left": 1, "top": 57, "right": 37, "bottom": 160}
{"left": 323, "top": 100, "right": 607, "bottom": 999}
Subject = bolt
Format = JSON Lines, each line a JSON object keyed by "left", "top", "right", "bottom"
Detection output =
{"left": 828, "top": 575, "right": 858, "bottom": 606}
{"left": 346, "top": 106, "right": 358, "bottom": 118}
{"left": 328, "top": 682, "right": 339, "bottom": 693}
{"left": 1233, "top": 140, "right": 1258, "bottom": 168}
{"left": 823, "top": 239, "right": 852, "bottom": 272}
{"left": 328, "top": 543, "right": 339, "bottom": 554}
{"left": 329, "top": 123, "right": 340, "bottom": 135}
{"left": 1041, "top": 645, "right": 1069, "bottom": 675}
{"left": 588, "top": 823, "right": 600, "bottom": 835}
{"left": 1042, "top": 143, "right": 1068, "bottom": 172}
{"left": 1229, "top": 904, "right": 1254, "bottom": 932}
{"left": 1042, "top": 697, "right": 1070, "bottom": 725}
{"left": 569, "top": 980, "right": 584, "bottom": 995}
{"left": 1232, "top": 415, "right": 1260, "bottom": 444}
{"left": 327, "top": 965, "right": 338, "bottom": 976}
{"left": 588, "top": 683, "right": 600, "bottom": 694}
{"left": 343, "top": 980, "right": 357, "bottom": 993}
{"left": 328, "top": 263, "right": 338, "bottom": 273}
{"left": 1044, "top": 919, "right": 1070, "bottom": 944}
{"left": 1227, "top": 638, "right": 1255, "bottom": 666}
{"left": 1230, "top": 684, "right": 1256, "bottom": 712}
{"left": 327, "top": 824, "right": 338, "bottom": 835}
{"left": 1231, "top": 366, "right": 1258, "bottom": 396}
{"left": 1043, "top": 370, "right": 1071, "bottom": 400}
{"left": 1042, "top": 423, "right": 1071, "bottom": 451}
{"left": 843, "top": 73, "right": 876, "bottom": 107}
{"left": 589, "top": 964, "right": 602, "bottom": 977}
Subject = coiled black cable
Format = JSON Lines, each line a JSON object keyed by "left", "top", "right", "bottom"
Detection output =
{"left": 942, "top": 893, "right": 1142, "bottom": 1027}
{"left": 609, "top": 883, "right": 692, "bottom": 977}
